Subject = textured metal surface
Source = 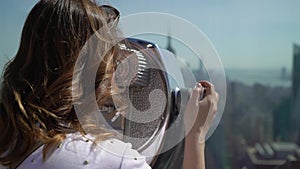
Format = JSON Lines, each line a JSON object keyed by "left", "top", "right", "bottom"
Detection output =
{"left": 119, "top": 39, "right": 168, "bottom": 150}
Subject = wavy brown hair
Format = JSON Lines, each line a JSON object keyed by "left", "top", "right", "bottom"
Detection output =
{"left": 0, "top": 0, "right": 122, "bottom": 166}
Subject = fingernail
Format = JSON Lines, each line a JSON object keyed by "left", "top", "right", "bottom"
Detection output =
{"left": 196, "top": 82, "right": 202, "bottom": 88}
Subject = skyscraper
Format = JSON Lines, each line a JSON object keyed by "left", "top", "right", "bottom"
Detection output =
{"left": 166, "top": 34, "right": 176, "bottom": 55}
{"left": 290, "top": 43, "right": 300, "bottom": 141}
{"left": 292, "top": 43, "right": 300, "bottom": 101}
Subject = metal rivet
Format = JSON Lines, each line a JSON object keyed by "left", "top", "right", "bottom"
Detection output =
{"left": 83, "top": 160, "right": 89, "bottom": 165}
{"left": 147, "top": 44, "right": 153, "bottom": 48}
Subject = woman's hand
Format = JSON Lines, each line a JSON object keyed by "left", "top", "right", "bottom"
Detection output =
{"left": 184, "top": 81, "right": 219, "bottom": 143}
{"left": 183, "top": 81, "right": 219, "bottom": 169}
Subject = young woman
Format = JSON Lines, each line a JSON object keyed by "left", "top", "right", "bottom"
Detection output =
{"left": 0, "top": 0, "right": 218, "bottom": 168}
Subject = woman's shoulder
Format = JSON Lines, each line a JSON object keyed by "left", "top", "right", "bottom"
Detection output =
{"left": 17, "top": 133, "right": 151, "bottom": 169}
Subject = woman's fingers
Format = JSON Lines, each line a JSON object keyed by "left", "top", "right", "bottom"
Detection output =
{"left": 197, "top": 80, "right": 215, "bottom": 96}
{"left": 184, "top": 81, "right": 219, "bottom": 142}
{"left": 199, "top": 81, "right": 219, "bottom": 122}
{"left": 190, "top": 85, "right": 201, "bottom": 104}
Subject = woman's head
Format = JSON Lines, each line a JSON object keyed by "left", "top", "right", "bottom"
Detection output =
{"left": 0, "top": 0, "right": 121, "bottom": 165}
{"left": 8, "top": 0, "right": 119, "bottom": 84}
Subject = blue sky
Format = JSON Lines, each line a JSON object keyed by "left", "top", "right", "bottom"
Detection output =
{"left": 1, "top": 0, "right": 300, "bottom": 71}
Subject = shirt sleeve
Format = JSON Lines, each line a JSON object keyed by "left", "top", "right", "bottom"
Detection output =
{"left": 16, "top": 133, "right": 152, "bottom": 169}
{"left": 120, "top": 143, "right": 152, "bottom": 169}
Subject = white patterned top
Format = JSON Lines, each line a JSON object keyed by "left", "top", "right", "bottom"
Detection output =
{"left": 16, "top": 133, "right": 151, "bottom": 169}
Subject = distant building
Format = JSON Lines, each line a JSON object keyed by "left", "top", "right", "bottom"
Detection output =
{"left": 290, "top": 43, "right": 300, "bottom": 141}
{"left": 273, "top": 97, "right": 291, "bottom": 141}
{"left": 166, "top": 34, "right": 176, "bottom": 55}
{"left": 241, "top": 142, "right": 300, "bottom": 169}
{"left": 292, "top": 43, "right": 300, "bottom": 101}
{"left": 281, "top": 67, "right": 287, "bottom": 81}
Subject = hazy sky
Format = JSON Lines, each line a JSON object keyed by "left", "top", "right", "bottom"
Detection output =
{"left": 1, "top": 0, "right": 300, "bottom": 71}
